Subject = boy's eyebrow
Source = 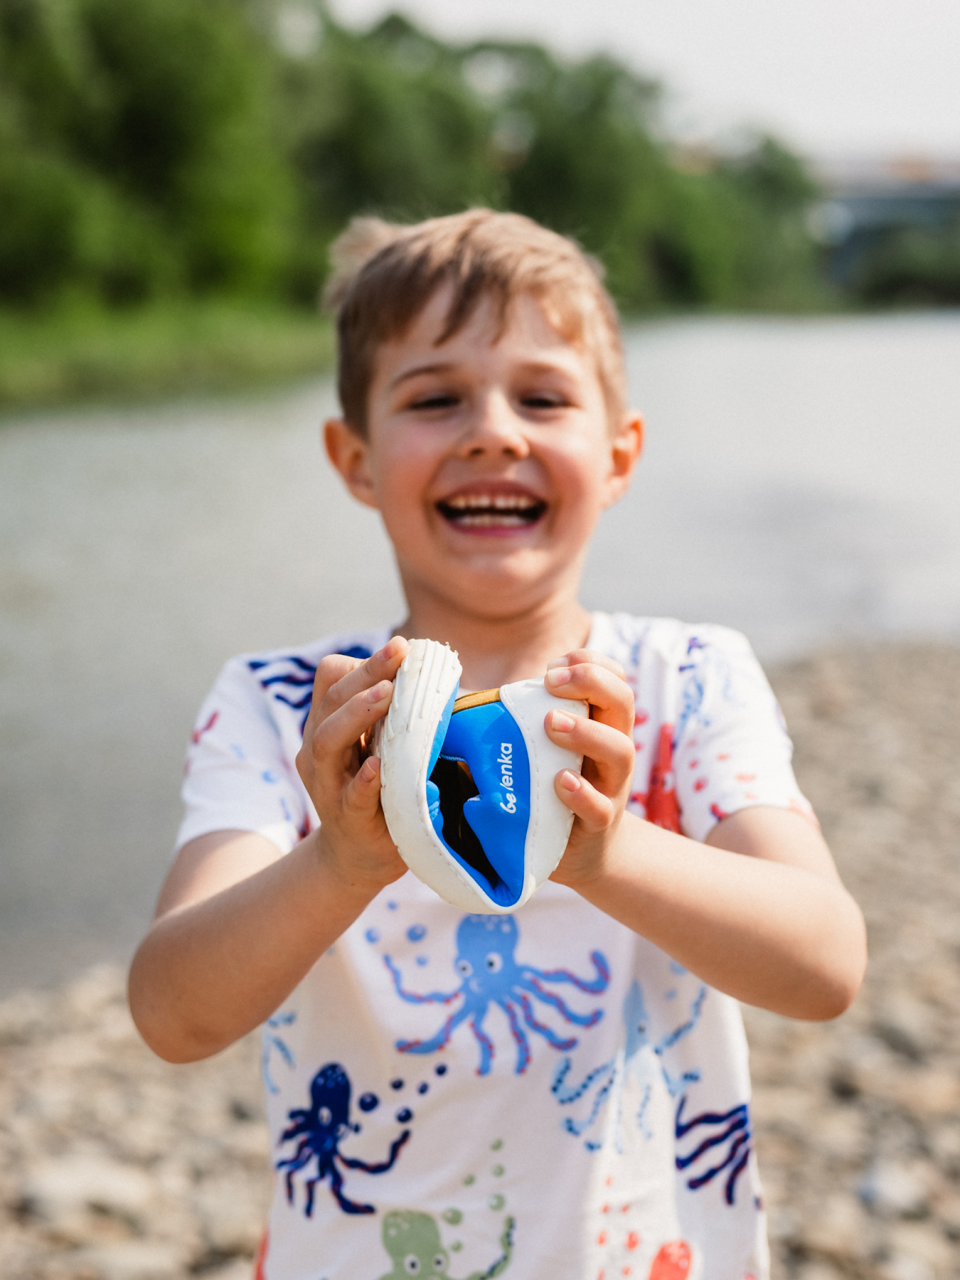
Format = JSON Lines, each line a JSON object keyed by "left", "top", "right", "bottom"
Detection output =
{"left": 389, "top": 362, "right": 455, "bottom": 389}
{"left": 389, "top": 357, "right": 581, "bottom": 391}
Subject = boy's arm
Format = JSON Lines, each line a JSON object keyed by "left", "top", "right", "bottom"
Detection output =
{"left": 545, "top": 652, "right": 866, "bottom": 1020}
{"left": 128, "top": 640, "right": 410, "bottom": 1064}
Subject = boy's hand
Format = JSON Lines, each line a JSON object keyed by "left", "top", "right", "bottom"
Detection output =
{"left": 296, "top": 637, "right": 410, "bottom": 895}
{"left": 543, "top": 650, "right": 636, "bottom": 888}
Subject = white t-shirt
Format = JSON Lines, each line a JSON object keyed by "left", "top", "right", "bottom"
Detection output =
{"left": 178, "top": 613, "right": 814, "bottom": 1280}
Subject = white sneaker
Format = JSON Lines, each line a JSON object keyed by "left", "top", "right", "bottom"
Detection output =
{"left": 377, "top": 639, "right": 587, "bottom": 913}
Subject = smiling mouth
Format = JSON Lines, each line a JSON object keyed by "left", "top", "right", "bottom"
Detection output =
{"left": 436, "top": 492, "right": 547, "bottom": 529}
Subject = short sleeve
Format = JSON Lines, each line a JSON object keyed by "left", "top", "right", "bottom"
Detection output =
{"left": 175, "top": 657, "right": 311, "bottom": 855}
{"left": 671, "top": 627, "right": 816, "bottom": 843}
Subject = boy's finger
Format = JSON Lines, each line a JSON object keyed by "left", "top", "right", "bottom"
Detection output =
{"left": 313, "top": 637, "right": 408, "bottom": 721}
{"left": 545, "top": 709, "right": 635, "bottom": 795}
{"left": 305, "top": 681, "right": 395, "bottom": 782}
{"left": 310, "top": 652, "right": 364, "bottom": 708}
{"left": 543, "top": 660, "right": 634, "bottom": 733}
{"left": 342, "top": 752, "right": 384, "bottom": 820}
{"left": 554, "top": 769, "right": 617, "bottom": 833}
{"left": 547, "top": 650, "right": 625, "bottom": 680}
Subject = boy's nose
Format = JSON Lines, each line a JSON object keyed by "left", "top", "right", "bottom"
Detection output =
{"left": 457, "top": 392, "right": 530, "bottom": 458}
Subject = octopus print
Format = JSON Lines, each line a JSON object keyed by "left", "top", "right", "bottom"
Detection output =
{"left": 249, "top": 645, "right": 372, "bottom": 730}
{"left": 674, "top": 1094, "right": 752, "bottom": 1206}
{"left": 385, "top": 914, "right": 610, "bottom": 1075}
{"left": 377, "top": 1210, "right": 514, "bottom": 1280}
{"left": 553, "top": 977, "right": 705, "bottom": 1149}
{"left": 276, "top": 1062, "right": 409, "bottom": 1216}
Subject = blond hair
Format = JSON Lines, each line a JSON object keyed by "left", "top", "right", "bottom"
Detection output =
{"left": 324, "top": 209, "right": 626, "bottom": 434}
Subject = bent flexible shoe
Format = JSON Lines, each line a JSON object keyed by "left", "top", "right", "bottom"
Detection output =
{"left": 378, "top": 639, "right": 587, "bottom": 913}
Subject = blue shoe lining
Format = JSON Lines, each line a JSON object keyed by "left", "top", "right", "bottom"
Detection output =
{"left": 428, "top": 700, "right": 530, "bottom": 908}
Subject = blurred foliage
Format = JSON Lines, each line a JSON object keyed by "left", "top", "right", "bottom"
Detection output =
{"left": 0, "top": 0, "right": 827, "bottom": 318}
{"left": 0, "top": 299, "right": 332, "bottom": 409}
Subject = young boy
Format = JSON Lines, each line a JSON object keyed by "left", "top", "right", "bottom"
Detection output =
{"left": 129, "top": 210, "right": 866, "bottom": 1280}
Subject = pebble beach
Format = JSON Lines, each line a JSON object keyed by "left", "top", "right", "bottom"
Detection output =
{"left": 2, "top": 642, "right": 959, "bottom": 1280}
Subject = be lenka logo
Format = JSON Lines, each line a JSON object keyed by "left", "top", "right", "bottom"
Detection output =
{"left": 498, "top": 743, "right": 517, "bottom": 813}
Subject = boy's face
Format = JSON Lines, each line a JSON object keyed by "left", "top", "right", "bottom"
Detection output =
{"left": 326, "top": 285, "right": 642, "bottom": 625}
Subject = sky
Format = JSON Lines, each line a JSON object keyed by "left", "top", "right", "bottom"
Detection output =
{"left": 331, "top": 0, "right": 960, "bottom": 161}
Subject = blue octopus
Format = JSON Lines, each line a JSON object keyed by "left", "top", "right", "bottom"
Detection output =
{"left": 276, "top": 1062, "right": 410, "bottom": 1216}
{"left": 553, "top": 977, "right": 705, "bottom": 1149}
{"left": 385, "top": 914, "right": 609, "bottom": 1075}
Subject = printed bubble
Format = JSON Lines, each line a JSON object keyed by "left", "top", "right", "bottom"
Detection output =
{"left": 358, "top": 1093, "right": 379, "bottom": 1112}
{"left": 407, "top": 924, "right": 427, "bottom": 942}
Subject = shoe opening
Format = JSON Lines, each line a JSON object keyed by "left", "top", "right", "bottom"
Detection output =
{"left": 428, "top": 756, "right": 503, "bottom": 893}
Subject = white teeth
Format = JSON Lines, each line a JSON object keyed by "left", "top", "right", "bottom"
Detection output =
{"left": 455, "top": 512, "right": 530, "bottom": 527}
{"left": 443, "top": 493, "right": 540, "bottom": 512}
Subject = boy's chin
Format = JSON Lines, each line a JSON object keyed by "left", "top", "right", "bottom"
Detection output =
{"left": 426, "top": 557, "right": 576, "bottom": 615}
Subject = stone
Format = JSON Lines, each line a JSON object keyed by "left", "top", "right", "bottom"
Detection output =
{"left": 859, "top": 1160, "right": 932, "bottom": 1220}
{"left": 887, "top": 1219, "right": 955, "bottom": 1270}
{"left": 70, "top": 1241, "right": 183, "bottom": 1280}
{"left": 799, "top": 1193, "right": 872, "bottom": 1261}
{"left": 795, "top": 1264, "right": 845, "bottom": 1280}
{"left": 873, "top": 993, "right": 935, "bottom": 1061}
{"left": 195, "top": 1176, "right": 269, "bottom": 1254}
{"left": 23, "top": 1155, "right": 155, "bottom": 1223}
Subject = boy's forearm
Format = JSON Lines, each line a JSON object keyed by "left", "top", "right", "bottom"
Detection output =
{"left": 571, "top": 813, "right": 866, "bottom": 1020}
{"left": 128, "top": 831, "right": 386, "bottom": 1063}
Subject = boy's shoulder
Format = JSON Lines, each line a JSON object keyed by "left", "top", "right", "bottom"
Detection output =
{"left": 237, "top": 626, "right": 391, "bottom": 672}
{"left": 219, "top": 627, "right": 391, "bottom": 689}
{"left": 205, "top": 627, "right": 391, "bottom": 732}
{"left": 592, "top": 611, "right": 757, "bottom": 671}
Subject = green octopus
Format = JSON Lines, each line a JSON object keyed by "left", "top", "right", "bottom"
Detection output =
{"left": 377, "top": 1210, "right": 514, "bottom": 1280}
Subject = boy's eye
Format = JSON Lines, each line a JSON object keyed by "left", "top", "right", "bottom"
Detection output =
{"left": 521, "top": 392, "right": 566, "bottom": 410}
{"left": 409, "top": 392, "right": 459, "bottom": 411}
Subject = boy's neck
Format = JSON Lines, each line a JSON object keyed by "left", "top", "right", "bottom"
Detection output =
{"left": 394, "top": 594, "right": 593, "bottom": 693}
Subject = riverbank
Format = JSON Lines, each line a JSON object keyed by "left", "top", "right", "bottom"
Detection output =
{"left": 1, "top": 641, "right": 958, "bottom": 1279}
{"left": 0, "top": 303, "right": 333, "bottom": 413}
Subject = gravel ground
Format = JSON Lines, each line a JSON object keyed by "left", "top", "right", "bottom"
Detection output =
{"left": 2, "top": 643, "right": 959, "bottom": 1280}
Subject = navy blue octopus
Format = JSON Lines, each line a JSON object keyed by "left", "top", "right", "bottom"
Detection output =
{"left": 276, "top": 1063, "right": 410, "bottom": 1216}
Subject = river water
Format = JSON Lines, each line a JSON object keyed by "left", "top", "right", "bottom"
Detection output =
{"left": 2, "top": 312, "right": 959, "bottom": 993}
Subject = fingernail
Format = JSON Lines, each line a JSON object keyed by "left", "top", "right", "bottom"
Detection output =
{"left": 545, "top": 667, "right": 572, "bottom": 687}
{"left": 551, "top": 710, "right": 576, "bottom": 732}
{"left": 378, "top": 638, "right": 399, "bottom": 661}
{"left": 560, "top": 770, "right": 581, "bottom": 792}
{"left": 360, "top": 755, "right": 380, "bottom": 781}
{"left": 367, "top": 681, "right": 388, "bottom": 703}
{"left": 546, "top": 656, "right": 570, "bottom": 670}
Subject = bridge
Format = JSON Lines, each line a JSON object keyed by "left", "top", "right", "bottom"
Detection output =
{"left": 810, "top": 155, "right": 960, "bottom": 286}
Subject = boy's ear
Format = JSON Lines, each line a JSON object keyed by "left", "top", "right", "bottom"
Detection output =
{"left": 324, "top": 418, "right": 379, "bottom": 510}
{"left": 603, "top": 413, "right": 644, "bottom": 508}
